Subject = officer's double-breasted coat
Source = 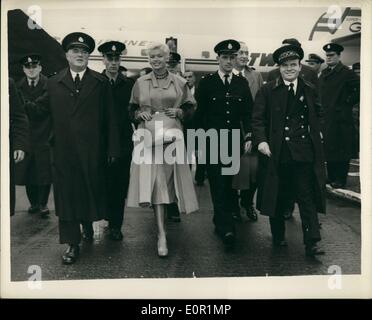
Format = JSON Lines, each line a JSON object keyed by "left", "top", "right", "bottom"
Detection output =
{"left": 194, "top": 72, "right": 253, "bottom": 146}
{"left": 318, "top": 62, "right": 360, "bottom": 161}
{"left": 16, "top": 74, "right": 52, "bottom": 185}
{"left": 27, "top": 68, "right": 121, "bottom": 221}
{"left": 251, "top": 77, "right": 326, "bottom": 217}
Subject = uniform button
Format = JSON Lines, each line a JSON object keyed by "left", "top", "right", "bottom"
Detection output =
{"left": 285, "top": 137, "right": 290, "bottom": 141}
{"left": 304, "top": 105, "right": 308, "bottom": 108}
{"left": 285, "top": 127, "right": 289, "bottom": 131}
{"left": 70, "top": 93, "right": 74, "bottom": 97}
{"left": 213, "top": 97, "right": 216, "bottom": 101}
{"left": 226, "top": 101, "right": 229, "bottom": 105}
{"left": 238, "top": 98, "right": 242, "bottom": 102}
{"left": 301, "top": 115, "right": 304, "bottom": 119}
{"left": 302, "top": 135, "right": 305, "bottom": 139}
{"left": 226, "top": 111, "right": 230, "bottom": 114}
{"left": 286, "top": 116, "right": 290, "bottom": 120}
{"left": 227, "top": 120, "right": 230, "bottom": 123}
{"left": 301, "top": 125, "right": 304, "bottom": 129}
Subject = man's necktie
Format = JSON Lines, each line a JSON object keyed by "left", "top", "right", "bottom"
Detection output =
{"left": 224, "top": 74, "right": 230, "bottom": 89}
{"left": 74, "top": 73, "right": 81, "bottom": 92}
{"left": 287, "top": 82, "right": 295, "bottom": 107}
{"left": 30, "top": 80, "right": 35, "bottom": 89}
{"left": 110, "top": 79, "right": 115, "bottom": 86}
{"left": 238, "top": 72, "right": 243, "bottom": 78}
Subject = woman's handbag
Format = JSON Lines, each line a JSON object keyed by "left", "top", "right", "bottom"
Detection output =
{"left": 143, "top": 111, "right": 183, "bottom": 148}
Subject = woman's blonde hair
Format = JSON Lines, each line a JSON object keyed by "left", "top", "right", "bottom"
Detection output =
{"left": 147, "top": 42, "right": 170, "bottom": 57}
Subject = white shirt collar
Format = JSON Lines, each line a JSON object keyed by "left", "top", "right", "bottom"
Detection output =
{"left": 232, "top": 68, "right": 245, "bottom": 77}
{"left": 218, "top": 69, "right": 232, "bottom": 83}
{"left": 70, "top": 68, "right": 87, "bottom": 80}
{"left": 283, "top": 78, "right": 298, "bottom": 94}
{"left": 190, "top": 86, "right": 195, "bottom": 95}
{"left": 27, "top": 77, "right": 39, "bottom": 86}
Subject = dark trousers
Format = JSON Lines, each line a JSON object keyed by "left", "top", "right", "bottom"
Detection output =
{"left": 270, "top": 161, "right": 321, "bottom": 245}
{"left": 26, "top": 184, "right": 51, "bottom": 207}
{"left": 231, "top": 184, "right": 258, "bottom": 212}
{"left": 327, "top": 161, "right": 350, "bottom": 185}
{"left": 59, "top": 220, "right": 93, "bottom": 245}
{"left": 107, "top": 157, "right": 131, "bottom": 229}
{"left": 195, "top": 162, "right": 206, "bottom": 184}
{"left": 207, "top": 164, "right": 235, "bottom": 234}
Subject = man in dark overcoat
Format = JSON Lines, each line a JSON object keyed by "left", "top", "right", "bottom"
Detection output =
{"left": 266, "top": 38, "right": 318, "bottom": 220}
{"left": 252, "top": 44, "right": 326, "bottom": 256}
{"left": 318, "top": 43, "right": 360, "bottom": 189}
{"left": 27, "top": 32, "right": 121, "bottom": 264}
{"left": 16, "top": 54, "right": 52, "bottom": 218}
{"left": 194, "top": 39, "right": 253, "bottom": 249}
{"left": 98, "top": 41, "right": 134, "bottom": 241}
{"left": 9, "top": 78, "right": 29, "bottom": 216}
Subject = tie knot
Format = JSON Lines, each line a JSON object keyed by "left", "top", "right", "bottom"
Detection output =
{"left": 224, "top": 74, "right": 229, "bottom": 79}
{"left": 289, "top": 83, "right": 294, "bottom": 88}
{"left": 30, "top": 80, "right": 35, "bottom": 87}
{"left": 75, "top": 73, "right": 80, "bottom": 81}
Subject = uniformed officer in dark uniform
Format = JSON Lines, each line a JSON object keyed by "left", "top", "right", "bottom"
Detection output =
{"left": 252, "top": 44, "right": 326, "bottom": 256}
{"left": 16, "top": 54, "right": 52, "bottom": 218}
{"left": 98, "top": 41, "right": 134, "bottom": 240}
{"left": 319, "top": 43, "right": 359, "bottom": 188}
{"left": 267, "top": 38, "right": 318, "bottom": 220}
{"left": 305, "top": 53, "right": 324, "bottom": 77}
{"left": 194, "top": 39, "right": 253, "bottom": 249}
{"left": 27, "top": 32, "right": 121, "bottom": 264}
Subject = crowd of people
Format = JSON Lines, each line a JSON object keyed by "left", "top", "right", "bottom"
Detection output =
{"left": 8, "top": 31, "right": 360, "bottom": 265}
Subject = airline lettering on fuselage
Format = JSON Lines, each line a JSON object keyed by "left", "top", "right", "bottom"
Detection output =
{"left": 309, "top": 7, "right": 361, "bottom": 40}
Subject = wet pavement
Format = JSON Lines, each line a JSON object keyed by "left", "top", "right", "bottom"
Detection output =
{"left": 10, "top": 176, "right": 361, "bottom": 281}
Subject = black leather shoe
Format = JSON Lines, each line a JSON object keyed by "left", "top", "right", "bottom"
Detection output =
{"left": 273, "top": 239, "right": 288, "bottom": 247}
{"left": 305, "top": 244, "right": 325, "bottom": 257}
{"left": 245, "top": 206, "right": 258, "bottom": 221}
{"left": 232, "top": 211, "right": 242, "bottom": 222}
{"left": 223, "top": 232, "right": 235, "bottom": 248}
{"left": 108, "top": 228, "right": 123, "bottom": 241}
{"left": 330, "top": 182, "right": 345, "bottom": 189}
{"left": 40, "top": 206, "right": 50, "bottom": 218}
{"left": 28, "top": 205, "right": 40, "bottom": 214}
{"left": 62, "top": 245, "right": 80, "bottom": 265}
{"left": 82, "top": 224, "right": 94, "bottom": 242}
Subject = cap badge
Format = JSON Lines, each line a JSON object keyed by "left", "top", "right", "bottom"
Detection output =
{"left": 228, "top": 43, "right": 232, "bottom": 49}
{"left": 112, "top": 45, "right": 116, "bottom": 51}
{"left": 78, "top": 37, "right": 84, "bottom": 42}
{"left": 327, "top": 44, "right": 331, "bottom": 49}
{"left": 27, "top": 57, "right": 32, "bottom": 63}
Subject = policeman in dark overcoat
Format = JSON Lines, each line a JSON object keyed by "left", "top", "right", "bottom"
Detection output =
{"left": 26, "top": 32, "right": 121, "bottom": 264}
{"left": 318, "top": 43, "right": 360, "bottom": 188}
{"left": 16, "top": 54, "right": 52, "bottom": 218}
{"left": 194, "top": 39, "right": 253, "bottom": 249}
{"left": 252, "top": 44, "right": 326, "bottom": 256}
{"left": 9, "top": 78, "right": 29, "bottom": 216}
{"left": 97, "top": 41, "right": 134, "bottom": 241}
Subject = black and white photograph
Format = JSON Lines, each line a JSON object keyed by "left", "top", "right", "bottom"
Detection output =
{"left": 1, "top": 0, "right": 371, "bottom": 300}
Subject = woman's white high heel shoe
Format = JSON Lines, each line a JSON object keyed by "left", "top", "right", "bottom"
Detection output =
{"left": 157, "top": 234, "right": 168, "bottom": 257}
